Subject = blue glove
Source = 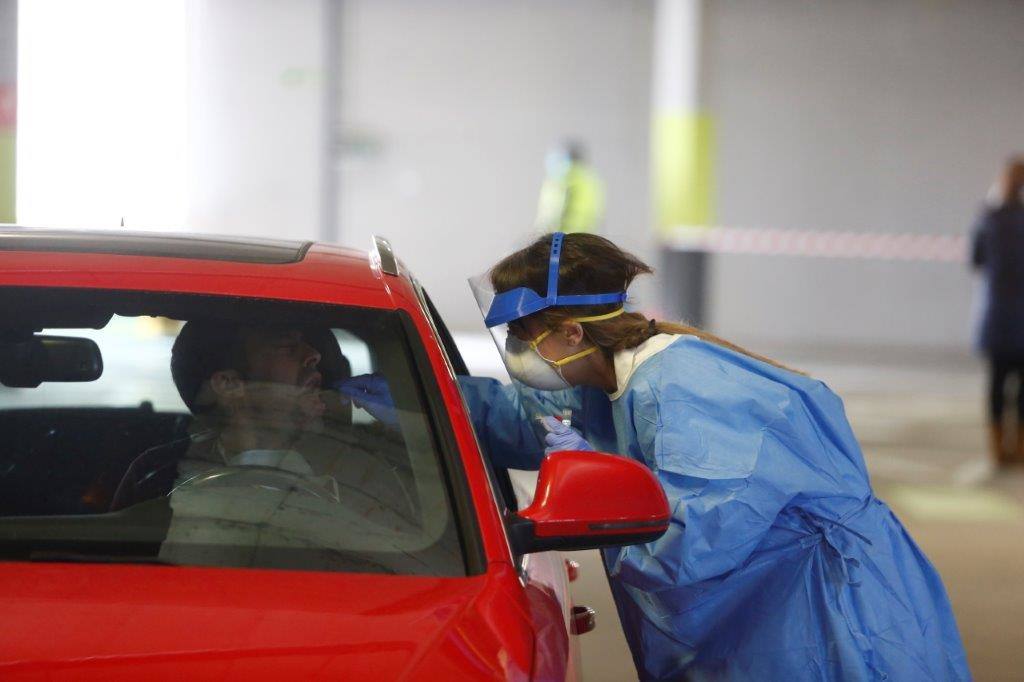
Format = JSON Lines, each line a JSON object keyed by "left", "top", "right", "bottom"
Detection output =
{"left": 540, "top": 416, "right": 592, "bottom": 455}
{"left": 334, "top": 374, "right": 398, "bottom": 427}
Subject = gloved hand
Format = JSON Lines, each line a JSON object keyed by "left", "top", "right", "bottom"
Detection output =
{"left": 540, "top": 416, "right": 593, "bottom": 455}
{"left": 334, "top": 374, "right": 399, "bottom": 428}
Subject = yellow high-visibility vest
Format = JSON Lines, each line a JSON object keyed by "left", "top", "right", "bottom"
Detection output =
{"left": 536, "top": 163, "right": 605, "bottom": 234}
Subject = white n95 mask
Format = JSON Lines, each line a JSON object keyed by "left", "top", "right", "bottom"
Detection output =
{"left": 502, "top": 308, "right": 626, "bottom": 391}
{"left": 504, "top": 335, "right": 573, "bottom": 391}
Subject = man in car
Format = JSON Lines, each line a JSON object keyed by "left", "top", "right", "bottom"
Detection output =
{"left": 111, "top": 321, "right": 340, "bottom": 509}
{"left": 170, "top": 321, "right": 328, "bottom": 478}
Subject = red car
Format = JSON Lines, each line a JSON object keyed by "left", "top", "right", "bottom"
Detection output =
{"left": 0, "top": 228, "right": 669, "bottom": 680}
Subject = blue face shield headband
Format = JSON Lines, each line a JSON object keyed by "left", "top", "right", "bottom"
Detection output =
{"left": 483, "top": 232, "right": 628, "bottom": 328}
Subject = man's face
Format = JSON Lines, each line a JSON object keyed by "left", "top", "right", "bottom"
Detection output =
{"left": 232, "top": 327, "right": 325, "bottom": 427}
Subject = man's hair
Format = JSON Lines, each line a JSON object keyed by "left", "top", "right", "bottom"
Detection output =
{"left": 171, "top": 320, "right": 246, "bottom": 414}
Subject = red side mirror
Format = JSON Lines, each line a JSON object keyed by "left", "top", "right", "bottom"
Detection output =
{"left": 508, "top": 450, "right": 670, "bottom": 554}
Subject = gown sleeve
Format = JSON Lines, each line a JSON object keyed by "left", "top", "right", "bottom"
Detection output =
{"left": 456, "top": 376, "right": 582, "bottom": 471}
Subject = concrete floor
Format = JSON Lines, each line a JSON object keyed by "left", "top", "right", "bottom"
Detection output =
{"left": 499, "top": 344, "right": 1024, "bottom": 681}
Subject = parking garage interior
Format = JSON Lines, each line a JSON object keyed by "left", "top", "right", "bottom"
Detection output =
{"left": 2, "top": 1, "right": 1024, "bottom": 679}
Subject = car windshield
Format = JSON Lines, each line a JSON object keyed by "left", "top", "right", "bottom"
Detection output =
{"left": 0, "top": 288, "right": 466, "bottom": 577}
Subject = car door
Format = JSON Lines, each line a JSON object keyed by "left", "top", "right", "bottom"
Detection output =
{"left": 412, "top": 286, "right": 581, "bottom": 681}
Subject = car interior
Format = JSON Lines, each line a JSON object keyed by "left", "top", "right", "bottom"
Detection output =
{"left": 0, "top": 287, "right": 465, "bottom": 576}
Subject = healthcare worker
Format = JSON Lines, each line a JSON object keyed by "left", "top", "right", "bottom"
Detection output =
{"left": 341, "top": 232, "right": 970, "bottom": 681}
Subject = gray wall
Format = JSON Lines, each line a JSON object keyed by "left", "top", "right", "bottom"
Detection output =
{"left": 186, "top": 0, "right": 325, "bottom": 239}
{"left": 0, "top": 0, "right": 13, "bottom": 86}
{"left": 0, "top": 0, "right": 15, "bottom": 223}
{"left": 337, "top": 0, "right": 654, "bottom": 330}
{"left": 702, "top": 0, "right": 1024, "bottom": 350}
{"left": 176, "top": 1, "right": 1022, "bottom": 351}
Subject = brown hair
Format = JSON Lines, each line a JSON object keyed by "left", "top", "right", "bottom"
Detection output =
{"left": 490, "top": 233, "right": 799, "bottom": 372}
{"left": 171, "top": 320, "right": 247, "bottom": 414}
{"left": 998, "top": 156, "right": 1024, "bottom": 207}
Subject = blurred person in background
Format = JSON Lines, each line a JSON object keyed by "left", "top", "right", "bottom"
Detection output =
{"left": 535, "top": 139, "right": 605, "bottom": 234}
{"left": 971, "top": 155, "right": 1024, "bottom": 469}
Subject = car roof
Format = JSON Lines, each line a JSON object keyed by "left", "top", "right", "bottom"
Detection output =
{"left": 0, "top": 228, "right": 314, "bottom": 264}
{"left": 0, "top": 227, "right": 411, "bottom": 309}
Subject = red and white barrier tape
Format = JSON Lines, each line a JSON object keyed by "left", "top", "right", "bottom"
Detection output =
{"left": 664, "top": 226, "right": 967, "bottom": 263}
{"left": 0, "top": 85, "right": 14, "bottom": 129}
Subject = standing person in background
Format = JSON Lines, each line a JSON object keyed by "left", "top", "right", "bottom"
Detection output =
{"left": 971, "top": 155, "right": 1024, "bottom": 469}
{"left": 535, "top": 139, "right": 605, "bottom": 234}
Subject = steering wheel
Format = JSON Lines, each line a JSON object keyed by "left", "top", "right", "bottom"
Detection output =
{"left": 169, "top": 465, "right": 337, "bottom": 502}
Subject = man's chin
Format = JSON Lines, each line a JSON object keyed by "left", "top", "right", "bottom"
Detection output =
{"left": 298, "top": 391, "right": 327, "bottom": 419}
{"left": 300, "top": 415, "right": 325, "bottom": 434}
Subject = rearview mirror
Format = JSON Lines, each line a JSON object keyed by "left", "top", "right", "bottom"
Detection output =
{"left": 0, "top": 335, "right": 104, "bottom": 388}
{"left": 507, "top": 450, "right": 670, "bottom": 554}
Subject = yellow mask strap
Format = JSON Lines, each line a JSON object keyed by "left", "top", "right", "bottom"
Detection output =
{"left": 550, "top": 345, "right": 598, "bottom": 367}
{"left": 529, "top": 328, "right": 553, "bottom": 350}
{"left": 528, "top": 306, "right": 625, "bottom": 348}
{"left": 529, "top": 328, "right": 598, "bottom": 366}
{"left": 527, "top": 307, "right": 624, "bottom": 361}
{"left": 572, "top": 307, "right": 626, "bottom": 324}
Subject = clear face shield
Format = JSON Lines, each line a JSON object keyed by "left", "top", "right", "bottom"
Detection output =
{"left": 468, "top": 232, "right": 627, "bottom": 440}
{"left": 468, "top": 272, "right": 578, "bottom": 445}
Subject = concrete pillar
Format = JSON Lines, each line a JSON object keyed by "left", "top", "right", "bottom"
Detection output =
{"left": 0, "top": 0, "right": 15, "bottom": 223}
{"left": 651, "top": 0, "right": 712, "bottom": 326}
{"left": 185, "top": 0, "right": 325, "bottom": 240}
{"left": 320, "top": 0, "right": 341, "bottom": 244}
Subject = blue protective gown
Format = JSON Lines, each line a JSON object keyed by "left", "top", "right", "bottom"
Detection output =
{"left": 460, "top": 335, "right": 969, "bottom": 681}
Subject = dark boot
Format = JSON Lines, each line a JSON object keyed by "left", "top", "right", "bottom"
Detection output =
{"left": 991, "top": 422, "right": 1011, "bottom": 467}
{"left": 1014, "top": 426, "right": 1024, "bottom": 466}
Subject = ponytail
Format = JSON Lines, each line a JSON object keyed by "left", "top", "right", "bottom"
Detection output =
{"left": 575, "top": 311, "right": 801, "bottom": 374}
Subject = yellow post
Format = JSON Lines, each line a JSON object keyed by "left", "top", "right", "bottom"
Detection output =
{"left": 653, "top": 110, "right": 715, "bottom": 234}
{"left": 0, "top": 0, "right": 14, "bottom": 223}
{"left": 652, "top": 0, "right": 714, "bottom": 326}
